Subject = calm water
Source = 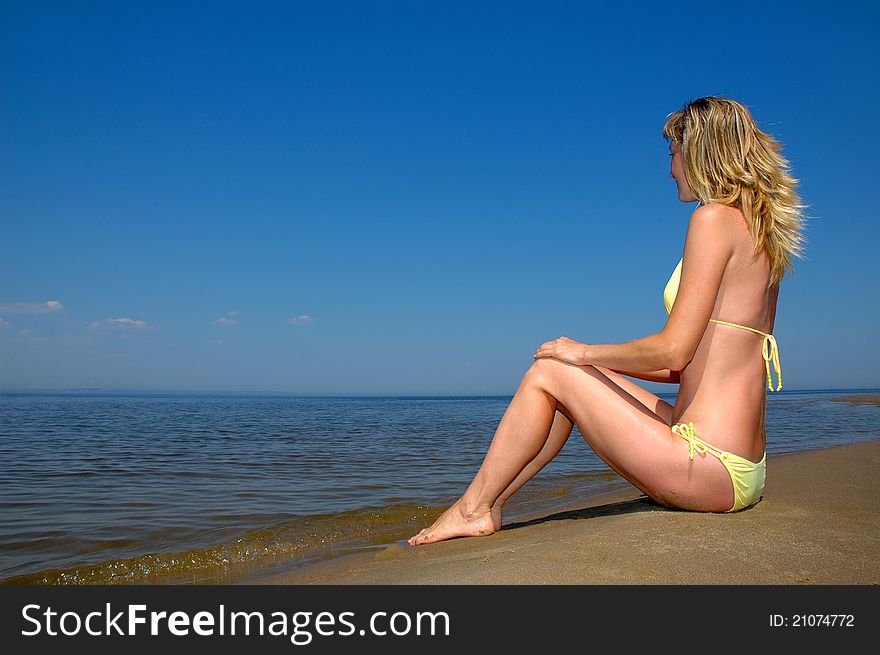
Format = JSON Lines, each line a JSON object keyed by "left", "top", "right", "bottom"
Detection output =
{"left": 1, "top": 389, "right": 878, "bottom": 584}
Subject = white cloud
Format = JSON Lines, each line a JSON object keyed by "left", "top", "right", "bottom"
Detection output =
{"left": 288, "top": 314, "right": 313, "bottom": 325}
{"left": 206, "top": 339, "right": 225, "bottom": 345}
{"left": 0, "top": 318, "right": 9, "bottom": 329}
{"left": 18, "top": 329, "right": 30, "bottom": 336}
{"left": 214, "top": 309, "right": 239, "bottom": 325}
{"left": 89, "top": 317, "right": 152, "bottom": 330}
{"left": 0, "top": 300, "right": 64, "bottom": 314}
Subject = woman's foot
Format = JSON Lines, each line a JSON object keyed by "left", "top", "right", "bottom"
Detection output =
{"left": 408, "top": 498, "right": 496, "bottom": 546}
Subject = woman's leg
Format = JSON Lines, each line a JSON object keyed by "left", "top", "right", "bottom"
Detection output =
{"left": 489, "top": 409, "right": 573, "bottom": 530}
{"left": 408, "top": 358, "right": 732, "bottom": 546}
{"left": 488, "top": 367, "right": 675, "bottom": 528}
{"left": 593, "top": 366, "right": 675, "bottom": 426}
{"left": 408, "top": 371, "right": 559, "bottom": 545}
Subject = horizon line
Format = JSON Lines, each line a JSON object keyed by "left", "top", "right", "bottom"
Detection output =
{"left": 1, "top": 387, "right": 878, "bottom": 398}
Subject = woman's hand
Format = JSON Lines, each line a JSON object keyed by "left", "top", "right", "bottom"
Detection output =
{"left": 533, "top": 336, "right": 590, "bottom": 366}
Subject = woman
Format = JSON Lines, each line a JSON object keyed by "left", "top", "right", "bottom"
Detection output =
{"left": 409, "top": 96, "right": 807, "bottom": 546}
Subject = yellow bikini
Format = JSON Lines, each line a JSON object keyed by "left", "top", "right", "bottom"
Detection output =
{"left": 663, "top": 257, "right": 781, "bottom": 512}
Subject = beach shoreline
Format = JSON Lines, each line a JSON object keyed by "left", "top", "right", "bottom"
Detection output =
{"left": 253, "top": 439, "right": 880, "bottom": 585}
{"left": 3, "top": 391, "right": 878, "bottom": 585}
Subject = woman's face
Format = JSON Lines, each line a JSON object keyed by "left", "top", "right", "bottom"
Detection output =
{"left": 669, "top": 141, "right": 698, "bottom": 203}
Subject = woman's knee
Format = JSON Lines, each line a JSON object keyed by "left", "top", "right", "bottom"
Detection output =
{"left": 529, "top": 356, "right": 580, "bottom": 376}
{"left": 527, "top": 357, "right": 596, "bottom": 391}
{"left": 524, "top": 358, "right": 559, "bottom": 390}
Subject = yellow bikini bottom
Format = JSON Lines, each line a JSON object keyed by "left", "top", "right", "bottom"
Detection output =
{"left": 671, "top": 421, "right": 766, "bottom": 512}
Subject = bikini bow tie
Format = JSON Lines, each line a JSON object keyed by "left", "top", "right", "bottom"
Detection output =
{"left": 672, "top": 421, "right": 705, "bottom": 461}
{"left": 761, "top": 334, "right": 783, "bottom": 392}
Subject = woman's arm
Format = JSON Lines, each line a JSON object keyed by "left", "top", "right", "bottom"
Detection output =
{"left": 535, "top": 207, "right": 735, "bottom": 374}
{"left": 609, "top": 367, "right": 680, "bottom": 384}
{"left": 583, "top": 205, "right": 735, "bottom": 373}
{"left": 581, "top": 333, "right": 673, "bottom": 374}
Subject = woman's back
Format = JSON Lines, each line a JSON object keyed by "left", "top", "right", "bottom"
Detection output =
{"left": 672, "top": 203, "right": 779, "bottom": 464}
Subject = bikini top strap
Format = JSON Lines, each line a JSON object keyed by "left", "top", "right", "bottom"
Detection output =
{"left": 708, "top": 319, "right": 783, "bottom": 392}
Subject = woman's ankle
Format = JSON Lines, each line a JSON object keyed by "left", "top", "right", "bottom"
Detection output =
{"left": 458, "top": 493, "right": 493, "bottom": 519}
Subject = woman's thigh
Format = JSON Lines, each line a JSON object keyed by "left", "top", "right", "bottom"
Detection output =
{"left": 526, "top": 358, "right": 733, "bottom": 512}
{"left": 593, "top": 366, "right": 675, "bottom": 426}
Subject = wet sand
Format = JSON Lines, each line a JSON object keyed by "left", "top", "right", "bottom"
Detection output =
{"left": 257, "top": 439, "right": 880, "bottom": 584}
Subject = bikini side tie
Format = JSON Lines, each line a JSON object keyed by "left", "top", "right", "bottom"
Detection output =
{"left": 760, "top": 333, "right": 783, "bottom": 392}
{"left": 708, "top": 319, "right": 783, "bottom": 392}
{"left": 671, "top": 421, "right": 728, "bottom": 461}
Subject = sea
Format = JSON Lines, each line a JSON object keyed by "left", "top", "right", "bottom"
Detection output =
{"left": 1, "top": 388, "right": 878, "bottom": 585}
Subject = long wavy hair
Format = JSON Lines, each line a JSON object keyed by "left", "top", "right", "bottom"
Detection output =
{"left": 662, "top": 96, "right": 807, "bottom": 287}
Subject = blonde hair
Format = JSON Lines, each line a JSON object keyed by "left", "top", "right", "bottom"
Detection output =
{"left": 662, "top": 96, "right": 807, "bottom": 287}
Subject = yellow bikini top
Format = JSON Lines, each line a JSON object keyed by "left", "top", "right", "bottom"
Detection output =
{"left": 664, "top": 257, "right": 782, "bottom": 391}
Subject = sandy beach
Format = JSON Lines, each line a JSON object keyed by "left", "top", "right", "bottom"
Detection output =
{"left": 257, "top": 439, "right": 880, "bottom": 584}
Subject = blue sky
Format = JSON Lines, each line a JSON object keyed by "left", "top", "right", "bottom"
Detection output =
{"left": 1, "top": 1, "right": 878, "bottom": 395}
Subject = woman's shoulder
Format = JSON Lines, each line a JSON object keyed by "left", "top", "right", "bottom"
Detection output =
{"left": 691, "top": 203, "right": 750, "bottom": 245}
{"left": 685, "top": 203, "right": 743, "bottom": 246}
{"left": 692, "top": 202, "right": 744, "bottom": 222}
{"left": 695, "top": 205, "right": 770, "bottom": 278}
